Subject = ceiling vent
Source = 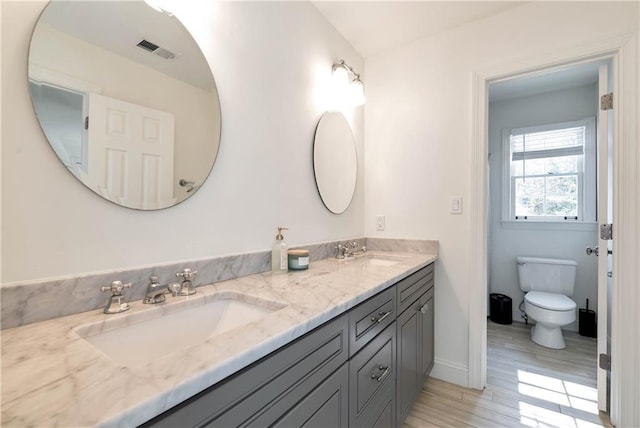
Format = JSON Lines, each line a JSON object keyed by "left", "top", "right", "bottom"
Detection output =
{"left": 136, "top": 39, "right": 176, "bottom": 61}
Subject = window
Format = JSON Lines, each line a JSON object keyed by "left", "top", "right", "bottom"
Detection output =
{"left": 502, "top": 118, "right": 596, "bottom": 224}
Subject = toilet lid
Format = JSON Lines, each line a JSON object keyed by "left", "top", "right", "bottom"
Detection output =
{"left": 525, "top": 291, "right": 576, "bottom": 311}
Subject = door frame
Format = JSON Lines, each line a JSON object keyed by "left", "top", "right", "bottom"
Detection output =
{"left": 468, "top": 33, "right": 638, "bottom": 427}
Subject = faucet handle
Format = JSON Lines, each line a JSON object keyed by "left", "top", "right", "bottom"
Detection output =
{"left": 176, "top": 268, "right": 198, "bottom": 280}
{"left": 149, "top": 275, "right": 160, "bottom": 285}
{"left": 100, "top": 281, "right": 132, "bottom": 295}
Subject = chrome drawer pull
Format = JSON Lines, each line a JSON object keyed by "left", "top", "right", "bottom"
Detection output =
{"left": 371, "top": 310, "right": 392, "bottom": 324}
{"left": 371, "top": 365, "right": 391, "bottom": 383}
{"left": 418, "top": 303, "right": 429, "bottom": 314}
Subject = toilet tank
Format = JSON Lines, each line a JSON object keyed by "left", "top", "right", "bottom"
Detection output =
{"left": 516, "top": 256, "right": 577, "bottom": 296}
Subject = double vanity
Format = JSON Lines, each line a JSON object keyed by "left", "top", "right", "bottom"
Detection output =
{"left": 1, "top": 250, "right": 436, "bottom": 427}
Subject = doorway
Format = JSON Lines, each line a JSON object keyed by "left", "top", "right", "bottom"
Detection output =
{"left": 485, "top": 59, "right": 612, "bottom": 423}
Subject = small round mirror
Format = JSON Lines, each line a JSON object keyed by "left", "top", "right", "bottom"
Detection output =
{"left": 28, "top": 0, "right": 221, "bottom": 210}
{"left": 313, "top": 112, "right": 357, "bottom": 214}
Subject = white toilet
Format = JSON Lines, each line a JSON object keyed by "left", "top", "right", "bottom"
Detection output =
{"left": 516, "top": 256, "right": 578, "bottom": 349}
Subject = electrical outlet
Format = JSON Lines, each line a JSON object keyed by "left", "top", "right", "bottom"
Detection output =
{"left": 376, "top": 215, "right": 385, "bottom": 231}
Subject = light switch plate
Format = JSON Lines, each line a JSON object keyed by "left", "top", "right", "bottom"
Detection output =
{"left": 450, "top": 197, "right": 462, "bottom": 214}
{"left": 376, "top": 215, "right": 385, "bottom": 231}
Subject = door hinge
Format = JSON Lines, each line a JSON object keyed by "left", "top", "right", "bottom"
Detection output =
{"left": 599, "top": 353, "right": 611, "bottom": 371}
{"left": 600, "top": 224, "right": 613, "bottom": 240}
{"left": 84, "top": 116, "right": 89, "bottom": 130}
{"left": 600, "top": 93, "right": 613, "bottom": 110}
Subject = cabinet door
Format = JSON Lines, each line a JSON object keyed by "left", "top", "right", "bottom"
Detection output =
{"left": 419, "top": 288, "right": 435, "bottom": 379}
{"left": 349, "top": 322, "right": 396, "bottom": 428}
{"left": 272, "top": 364, "right": 348, "bottom": 428}
{"left": 396, "top": 303, "right": 420, "bottom": 424}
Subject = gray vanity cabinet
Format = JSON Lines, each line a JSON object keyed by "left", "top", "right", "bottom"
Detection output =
{"left": 395, "top": 264, "right": 435, "bottom": 425}
{"left": 142, "top": 262, "right": 435, "bottom": 428}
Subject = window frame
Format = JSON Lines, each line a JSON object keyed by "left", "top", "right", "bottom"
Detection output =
{"left": 501, "top": 117, "right": 597, "bottom": 228}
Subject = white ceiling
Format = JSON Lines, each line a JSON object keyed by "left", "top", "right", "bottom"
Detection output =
{"left": 39, "top": 1, "right": 214, "bottom": 92}
{"left": 312, "top": 1, "right": 602, "bottom": 101}
{"left": 312, "top": 1, "right": 527, "bottom": 58}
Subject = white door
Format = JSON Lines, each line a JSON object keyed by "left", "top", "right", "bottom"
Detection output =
{"left": 596, "top": 63, "right": 613, "bottom": 412}
{"left": 85, "top": 93, "right": 176, "bottom": 209}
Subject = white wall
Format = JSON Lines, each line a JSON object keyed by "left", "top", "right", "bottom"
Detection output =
{"left": 1, "top": 1, "right": 364, "bottom": 283}
{"left": 488, "top": 83, "right": 599, "bottom": 331}
{"left": 364, "top": 1, "right": 638, "bottom": 384}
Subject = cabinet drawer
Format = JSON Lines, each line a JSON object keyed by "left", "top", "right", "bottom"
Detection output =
{"left": 349, "top": 322, "right": 396, "bottom": 427}
{"left": 396, "top": 263, "right": 434, "bottom": 314}
{"left": 349, "top": 286, "right": 395, "bottom": 356}
{"left": 141, "top": 314, "right": 348, "bottom": 427}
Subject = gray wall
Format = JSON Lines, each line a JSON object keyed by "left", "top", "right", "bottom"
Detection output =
{"left": 488, "top": 83, "right": 599, "bottom": 330}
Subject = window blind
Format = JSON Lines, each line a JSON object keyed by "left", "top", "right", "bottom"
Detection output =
{"left": 511, "top": 126, "right": 585, "bottom": 161}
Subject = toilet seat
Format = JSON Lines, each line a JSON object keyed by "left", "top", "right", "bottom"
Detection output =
{"left": 525, "top": 291, "right": 576, "bottom": 311}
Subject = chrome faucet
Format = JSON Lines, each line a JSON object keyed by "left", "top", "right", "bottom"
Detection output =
{"left": 335, "top": 241, "right": 367, "bottom": 259}
{"left": 345, "top": 241, "right": 367, "bottom": 257}
{"left": 176, "top": 268, "right": 198, "bottom": 296}
{"left": 100, "top": 281, "right": 132, "bottom": 314}
{"left": 143, "top": 275, "right": 168, "bottom": 304}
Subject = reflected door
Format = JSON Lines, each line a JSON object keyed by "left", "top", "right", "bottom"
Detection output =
{"left": 85, "top": 93, "right": 176, "bottom": 209}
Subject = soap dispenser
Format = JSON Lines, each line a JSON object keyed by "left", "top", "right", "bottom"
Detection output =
{"left": 272, "top": 227, "right": 289, "bottom": 274}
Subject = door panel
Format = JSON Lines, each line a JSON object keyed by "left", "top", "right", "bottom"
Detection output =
{"left": 87, "top": 93, "right": 176, "bottom": 209}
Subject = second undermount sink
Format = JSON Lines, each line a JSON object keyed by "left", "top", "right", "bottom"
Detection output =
{"left": 364, "top": 254, "right": 411, "bottom": 267}
{"left": 75, "top": 292, "right": 287, "bottom": 367}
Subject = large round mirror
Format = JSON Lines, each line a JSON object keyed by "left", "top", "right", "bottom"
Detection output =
{"left": 313, "top": 112, "right": 357, "bottom": 214}
{"left": 28, "top": 0, "right": 221, "bottom": 210}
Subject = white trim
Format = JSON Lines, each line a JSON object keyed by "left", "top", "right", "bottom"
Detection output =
{"left": 469, "top": 34, "right": 639, "bottom": 427}
{"left": 468, "top": 71, "right": 488, "bottom": 390}
{"left": 431, "top": 359, "right": 470, "bottom": 387}
{"left": 29, "top": 64, "right": 102, "bottom": 94}
{"left": 500, "top": 220, "right": 597, "bottom": 231}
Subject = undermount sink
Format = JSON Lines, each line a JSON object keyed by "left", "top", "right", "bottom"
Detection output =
{"left": 75, "top": 291, "right": 287, "bottom": 367}
{"left": 364, "top": 254, "right": 410, "bottom": 267}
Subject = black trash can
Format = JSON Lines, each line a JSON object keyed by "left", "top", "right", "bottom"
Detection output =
{"left": 579, "top": 298, "right": 597, "bottom": 338}
{"left": 490, "top": 293, "right": 512, "bottom": 325}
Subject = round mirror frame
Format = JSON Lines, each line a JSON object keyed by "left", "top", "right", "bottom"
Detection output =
{"left": 313, "top": 112, "right": 358, "bottom": 214}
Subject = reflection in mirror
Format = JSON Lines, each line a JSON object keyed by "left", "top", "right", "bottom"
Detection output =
{"left": 28, "top": 0, "right": 221, "bottom": 210}
{"left": 313, "top": 112, "right": 357, "bottom": 214}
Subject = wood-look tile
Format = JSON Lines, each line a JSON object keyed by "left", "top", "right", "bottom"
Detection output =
{"left": 404, "top": 321, "right": 611, "bottom": 427}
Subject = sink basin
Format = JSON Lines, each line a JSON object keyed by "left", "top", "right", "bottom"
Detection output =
{"left": 75, "top": 292, "right": 286, "bottom": 367}
{"left": 364, "top": 254, "right": 410, "bottom": 267}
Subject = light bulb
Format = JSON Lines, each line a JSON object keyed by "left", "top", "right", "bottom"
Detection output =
{"left": 350, "top": 79, "right": 365, "bottom": 106}
{"left": 332, "top": 65, "right": 349, "bottom": 91}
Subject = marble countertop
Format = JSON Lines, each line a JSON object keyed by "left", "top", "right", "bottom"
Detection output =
{"left": 1, "top": 251, "right": 437, "bottom": 427}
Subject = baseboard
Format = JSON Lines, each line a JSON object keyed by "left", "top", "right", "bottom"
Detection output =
{"left": 430, "top": 359, "right": 470, "bottom": 388}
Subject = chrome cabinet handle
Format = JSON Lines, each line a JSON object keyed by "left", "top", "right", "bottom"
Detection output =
{"left": 418, "top": 302, "right": 429, "bottom": 314}
{"left": 371, "top": 365, "right": 391, "bottom": 383}
{"left": 371, "top": 310, "right": 392, "bottom": 324}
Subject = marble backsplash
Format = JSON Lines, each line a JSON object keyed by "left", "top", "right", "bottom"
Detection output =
{"left": 1, "top": 238, "right": 436, "bottom": 329}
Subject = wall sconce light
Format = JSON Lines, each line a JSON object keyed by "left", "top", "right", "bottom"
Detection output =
{"left": 332, "top": 59, "right": 365, "bottom": 107}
